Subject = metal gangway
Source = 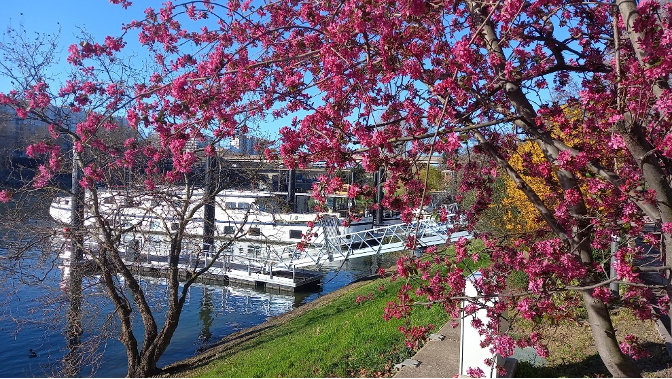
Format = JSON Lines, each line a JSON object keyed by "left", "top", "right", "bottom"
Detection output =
{"left": 233, "top": 216, "right": 474, "bottom": 270}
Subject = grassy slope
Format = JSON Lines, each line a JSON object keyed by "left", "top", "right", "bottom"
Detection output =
{"left": 180, "top": 277, "right": 450, "bottom": 378}
{"left": 166, "top": 243, "right": 489, "bottom": 378}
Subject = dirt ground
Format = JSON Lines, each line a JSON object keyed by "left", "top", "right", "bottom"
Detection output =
{"left": 513, "top": 307, "right": 672, "bottom": 378}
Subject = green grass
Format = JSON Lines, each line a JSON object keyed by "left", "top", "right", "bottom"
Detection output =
{"left": 193, "top": 277, "right": 450, "bottom": 378}
{"left": 183, "top": 242, "right": 490, "bottom": 378}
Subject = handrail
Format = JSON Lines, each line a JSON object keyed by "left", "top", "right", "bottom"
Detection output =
{"left": 261, "top": 218, "right": 468, "bottom": 269}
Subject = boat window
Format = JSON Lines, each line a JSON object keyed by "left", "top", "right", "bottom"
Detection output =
{"left": 326, "top": 196, "right": 350, "bottom": 211}
{"left": 238, "top": 202, "right": 250, "bottom": 210}
{"left": 171, "top": 222, "right": 179, "bottom": 231}
{"left": 225, "top": 202, "right": 237, "bottom": 209}
{"left": 64, "top": 200, "right": 70, "bottom": 205}
{"left": 289, "top": 230, "right": 302, "bottom": 239}
{"left": 249, "top": 227, "right": 261, "bottom": 236}
{"left": 255, "top": 197, "right": 280, "bottom": 213}
{"left": 103, "top": 197, "right": 113, "bottom": 205}
{"left": 150, "top": 221, "right": 160, "bottom": 230}
{"left": 223, "top": 225, "right": 235, "bottom": 234}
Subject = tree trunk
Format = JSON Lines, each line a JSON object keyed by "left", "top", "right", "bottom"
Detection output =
{"left": 126, "top": 357, "right": 159, "bottom": 378}
{"left": 581, "top": 290, "right": 642, "bottom": 377}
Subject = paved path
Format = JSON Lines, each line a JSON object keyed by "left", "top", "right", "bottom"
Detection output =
{"left": 394, "top": 320, "right": 462, "bottom": 378}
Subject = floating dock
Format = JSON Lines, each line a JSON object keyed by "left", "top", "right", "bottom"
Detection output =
{"left": 125, "top": 257, "right": 322, "bottom": 292}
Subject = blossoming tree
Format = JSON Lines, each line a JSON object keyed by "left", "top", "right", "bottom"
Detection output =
{"left": 4, "top": 0, "right": 672, "bottom": 376}
{"left": 0, "top": 18, "right": 264, "bottom": 377}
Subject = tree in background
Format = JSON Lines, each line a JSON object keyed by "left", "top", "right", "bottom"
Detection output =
{"left": 4, "top": 0, "right": 672, "bottom": 376}
{"left": 497, "top": 141, "right": 551, "bottom": 235}
{"left": 496, "top": 107, "right": 590, "bottom": 236}
{"left": 417, "top": 165, "right": 446, "bottom": 192}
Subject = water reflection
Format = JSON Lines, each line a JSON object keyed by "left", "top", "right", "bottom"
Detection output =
{"left": 198, "top": 287, "right": 214, "bottom": 346}
{"left": 0, "top": 239, "right": 405, "bottom": 378}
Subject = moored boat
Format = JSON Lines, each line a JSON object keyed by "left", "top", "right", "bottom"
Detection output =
{"left": 49, "top": 188, "right": 377, "bottom": 256}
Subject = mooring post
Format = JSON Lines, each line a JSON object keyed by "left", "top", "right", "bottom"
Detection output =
{"left": 371, "top": 252, "right": 379, "bottom": 275}
{"left": 374, "top": 168, "right": 385, "bottom": 225}
{"left": 287, "top": 169, "right": 296, "bottom": 212}
{"left": 203, "top": 151, "right": 217, "bottom": 251}
{"left": 65, "top": 149, "right": 84, "bottom": 377}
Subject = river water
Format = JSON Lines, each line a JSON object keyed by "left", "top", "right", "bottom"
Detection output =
{"left": 0, "top": 244, "right": 400, "bottom": 377}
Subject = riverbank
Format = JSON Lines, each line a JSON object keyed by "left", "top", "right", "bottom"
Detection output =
{"left": 159, "top": 274, "right": 451, "bottom": 377}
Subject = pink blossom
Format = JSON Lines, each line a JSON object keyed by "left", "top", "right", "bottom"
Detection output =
{"left": 15, "top": 107, "right": 28, "bottom": 119}
{"left": 619, "top": 335, "right": 650, "bottom": 360}
{"left": 466, "top": 367, "right": 485, "bottom": 378}
{"left": 109, "top": 0, "right": 132, "bottom": 9}
{"left": 33, "top": 165, "right": 53, "bottom": 188}
{"left": 0, "top": 190, "right": 11, "bottom": 203}
{"left": 662, "top": 222, "right": 672, "bottom": 234}
{"left": 26, "top": 142, "right": 51, "bottom": 158}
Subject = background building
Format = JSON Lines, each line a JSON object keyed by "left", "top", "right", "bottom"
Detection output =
{"left": 229, "top": 134, "right": 268, "bottom": 155}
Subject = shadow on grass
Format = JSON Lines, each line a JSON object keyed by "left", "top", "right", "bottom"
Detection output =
{"left": 515, "top": 342, "right": 672, "bottom": 378}
{"left": 515, "top": 353, "right": 608, "bottom": 378}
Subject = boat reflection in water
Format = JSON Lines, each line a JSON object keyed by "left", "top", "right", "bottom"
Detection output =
{"left": 50, "top": 237, "right": 398, "bottom": 377}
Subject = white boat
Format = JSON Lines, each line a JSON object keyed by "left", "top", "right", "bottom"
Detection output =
{"left": 49, "top": 188, "right": 378, "bottom": 259}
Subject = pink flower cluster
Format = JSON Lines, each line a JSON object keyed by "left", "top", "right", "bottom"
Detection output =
{"left": 619, "top": 334, "right": 650, "bottom": 360}
{"left": 398, "top": 324, "right": 434, "bottom": 350}
{"left": 355, "top": 292, "right": 374, "bottom": 304}
{"left": 0, "top": 190, "right": 11, "bottom": 203}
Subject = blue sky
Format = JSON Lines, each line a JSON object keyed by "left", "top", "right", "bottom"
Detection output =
{"left": 0, "top": 0, "right": 146, "bottom": 91}
{"left": 0, "top": 1, "right": 292, "bottom": 139}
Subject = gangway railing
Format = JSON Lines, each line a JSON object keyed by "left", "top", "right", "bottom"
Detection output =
{"left": 263, "top": 217, "right": 472, "bottom": 269}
